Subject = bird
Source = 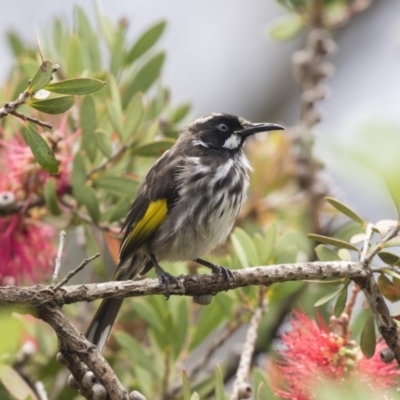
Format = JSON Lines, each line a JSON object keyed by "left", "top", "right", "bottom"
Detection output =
{"left": 85, "top": 113, "right": 284, "bottom": 352}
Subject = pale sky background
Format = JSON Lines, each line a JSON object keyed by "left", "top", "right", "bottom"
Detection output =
{"left": 1, "top": 0, "right": 400, "bottom": 221}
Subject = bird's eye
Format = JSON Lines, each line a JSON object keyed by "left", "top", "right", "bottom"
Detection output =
{"left": 218, "top": 123, "right": 228, "bottom": 132}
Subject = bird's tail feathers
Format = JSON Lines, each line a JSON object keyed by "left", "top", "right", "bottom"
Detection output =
{"left": 85, "top": 254, "right": 147, "bottom": 352}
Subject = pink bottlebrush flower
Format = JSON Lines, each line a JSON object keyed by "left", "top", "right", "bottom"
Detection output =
{"left": 0, "top": 214, "right": 56, "bottom": 285}
{"left": 274, "top": 311, "right": 400, "bottom": 399}
{"left": 0, "top": 116, "right": 77, "bottom": 197}
{"left": 0, "top": 116, "right": 78, "bottom": 285}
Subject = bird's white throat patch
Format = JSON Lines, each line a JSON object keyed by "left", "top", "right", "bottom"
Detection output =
{"left": 222, "top": 134, "right": 241, "bottom": 149}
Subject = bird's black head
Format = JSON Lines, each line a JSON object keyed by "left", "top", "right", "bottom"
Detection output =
{"left": 186, "top": 113, "right": 284, "bottom": 151}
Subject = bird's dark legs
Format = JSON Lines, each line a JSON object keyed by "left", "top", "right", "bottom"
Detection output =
{"left": 149, "top": 254, "right": 179, "bottom": 299}
{"left": 194, "top": 258, "right": 234, "bottom": 285}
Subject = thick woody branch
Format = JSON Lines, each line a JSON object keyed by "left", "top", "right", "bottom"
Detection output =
{"left": 38, "top": 301, "right": 128, "bottom": 399}
{"left": 0, "top": 262, "right": 366, "bottom": 308}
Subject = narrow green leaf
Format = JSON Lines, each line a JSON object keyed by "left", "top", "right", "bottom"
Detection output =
{"left": 259, "top": 220, "right": 277, "bottom": 264}
{"left": 66, "top": 34, "right": 83, "bottom": 77}
{"left": 77, "top": 186, "right": 100, "bottom": 223}
{"left": 268, "top": 14, "right": 304, "bottom": 41}
{"left": 170, "top": 103, "right": 191, "bottom": 123}
{"left": 115, "top": 332, "right": 157, "bottom": 375}
{"left": 6, "top": 31, "right": 26, "bottom": 57}
{"left": 94, "top": 129, "right": 112, "bottom": 158}
{"left": 131, "top": 138, "right": 175, "bottom": 157}
{"left": 94, "top": 175, "right": 138, "bottom": 198}
{"left": 94, "top": 0, "right": 115, "bottom": 49}
{"left": 28, "top": 60, "right": 53, "bottom": 93}
{"left": 72, "top": 153, "right": 87, "bottom": 190}
{"left": 360, "top": 314, "right": 376, "bottom": 359}
{"left": 378, "top": 251, "right": 400, "bottom": 266}
{"left": 75, "top": 6, "right": 102, "bottom": 70}
{"left": 231, "top": 231, "right": 249, "bottom": 268}
{"left": 125, "top": 21, "right": 166, "bottom": 64}
{"left": 333, "top": 284, "right": 348, "bottom": 317}
{"left": 29, "top": 95, "right": 74, "bottom": 114}
{"left": 80, "top": 96, "right": 97, "bottom": 161}
{"left": 315, "top": 244, "right": 339, "bottom": 262}
{"left": 43, "top": 178, "right": 61, "bottom": 215}
{"left": 232, "top": 227, "right": 259, "bottom": 266}
{"left": 110, "top": 23, "right": 126, "bottom": 75}
{"left": 314, "top": 285, "right": 346, "bottom": 307}
{"left": 214, "top": 365, "right": 226, "bottom": 400}
{"left": 377, "top": 273, "right": 400, "bottom": 302}
{"left": 45, "top": 78, "right": 106, "bottom": 95}
{"left": 106, "top": 101, "right": 123, "bottom": 136}
{"left": 326, "top": 197, "right": 366, "bottom": 225}
{"left": 182, "top": 369, "right": 192, "bottom": 400}
{"left": 122, "top": 93, "right": 144, "bottom": 140}
{"left": 0, "top": 364, "right": 37, "bottom": 400}
{"left": 123, "top": 52, "right": 165, "bottom": 107}
{"left": 309, "top": 233, "right": 360, "bottom": 252}
{"left": 382, "top": 268, "right": 400, "bottom": 281}
{"left": 23, "top": 123, "right": 59, "bottom": 174}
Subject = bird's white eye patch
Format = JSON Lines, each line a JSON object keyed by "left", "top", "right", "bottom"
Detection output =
{"left": 222, "top": 134, "right": 241, "bottom": 149}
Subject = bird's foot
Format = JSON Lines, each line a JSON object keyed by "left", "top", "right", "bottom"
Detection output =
{"left": 153, "top": 262, "right": 179, "bottom": 299}
{"left": 195, "top": 258, "right": 234, "bottom": 289}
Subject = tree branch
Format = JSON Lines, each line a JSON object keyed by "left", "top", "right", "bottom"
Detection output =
{"left": 0, "top": 261, "right": 366, "bottom": 309}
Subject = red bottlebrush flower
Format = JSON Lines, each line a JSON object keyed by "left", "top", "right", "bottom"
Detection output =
{"left": 0, "top": 214, "right": 56, "bottom": 285}
{"left": 274, "top": 311, "right": 400, "bottom": 399}
{"left": 0, "top": 116, "right": 77, "bottom": 285}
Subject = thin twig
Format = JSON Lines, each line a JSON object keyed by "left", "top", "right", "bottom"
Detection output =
{"left": 230, "top": 288, "right": 267, "bottom": 400}
{"left": 360, "top": 223, "right": 374, "bottom": 264}
{"left": 365, "top": 225, "right": 400, "bottom": 264}
{"left": 52, "top": 253, "right": 100, "bottom": 291}
{"left": 10, "top": 110, "right": 53, "bottom": 129}
{"left": 52, "top": 231, "right": 67, "bottom": 285}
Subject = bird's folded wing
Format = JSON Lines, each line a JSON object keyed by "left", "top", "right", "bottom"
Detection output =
{"left": 118, "top": 198, "right": 168, "bottom": 265}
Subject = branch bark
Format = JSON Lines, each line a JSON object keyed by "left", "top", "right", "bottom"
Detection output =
{"left": 0, "top": 261, "right": 366, "bottom": 308}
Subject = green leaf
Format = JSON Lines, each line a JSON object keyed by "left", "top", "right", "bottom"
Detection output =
{"left": 75, "top": 6, "right": 102, "bottom": 70}
{"left": 106, "top": 101, "right": 123, "bottom": 136}
{"left": 360, "top": 314, "right": 376, "bottom": 359}
{"left": 23, "top": 123, "right": 59, "bottom": 174}
{"left": 45, "top": 78, "right": 106, "bottom": 95}
{"left": 377, "top": 273, "right": 400, "bottom": 302}
{"left": 122, "top": 93, "right": 144, "bottom": 141}
{"left": 43, "top": 178, "right": 62, "bottom": 215}
{"left": 0, "top": 364, "right": 37, "bottom": 400}
{"left": 268, "top": 281, "right": 304, "bottom": 303}
{"left": 170, "top": 103, "right": 191, "bottom": 123}
{"left": 77, "top": 186, "right": 100, "bottom": 223}
{"left": 309, "top": 233, "right": 360, "bottom": 252}
{"left": 171, "top": 297, "right": 189, "bottom": 359}
{"left": 94, "top": 128, "right": 112, "bottom": 158}
{"left": 232, "top": 227, "right": 259, "bottom": 266}
{"left": 315, "top": 244, "right": 339, "bottom": 262}
{"left": 254, "top": 221, "right": 277, "bottom": 264}
{"left": 123, "top": 52, "right": 165, "bottom": 107}
{"left": 125, "top": 21, "right": 166, "bottom": 64}
{"left": 72, "top": 153, "right": 87, "bottom": 190}
{"left": 66, "top": 34, "right": 83, "bottom": 77}
{"left": 231, "top": 231, "right": 249, "bottom": 268}
{"left": 131, "top": 138, "right": 175, "bottom": 157}
{"left": 182, "top": 369, "right": 192, "bottom": 400}
{"left": 314, "top": 285, "right": 347, "bottom": 308}
{"left": 93, "top": 175, "right": 138, "bottom": 198}
{"left": 28, "top": 60, "right": 53, "bottom": 93}
{"left": 326, "top": 197, "right": 366, "bottom": 225}
{"left": 214, "top": 365, "right": 226, "bottom": 400}
{"left": 28, "top": 95, "right": 75, "bottom": 114}
{"left": 80, "top": 96, "right": 98, "bottom": 161}
{"left": 110, "top": 23, "right": 126, "bottom": 75}
{"left": 115, "top": 332, "right": 157, "bottom": 375}
{"left": 268, "top": 14, "right": 304, "bottom": 41}
{"left": 378, "top": 251, "right": 400, "bottom": 266}
{"left": 334, "top": 284, "right": 348, "bottom": 317}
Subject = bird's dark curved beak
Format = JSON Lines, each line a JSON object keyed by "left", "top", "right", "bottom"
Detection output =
{"left": 238, "top": 122, "right": 285, "bottom": 138}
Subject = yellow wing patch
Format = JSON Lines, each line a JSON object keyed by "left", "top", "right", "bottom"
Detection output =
{"left": 119, "top": 199, "right": 168, "bottom": 261}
